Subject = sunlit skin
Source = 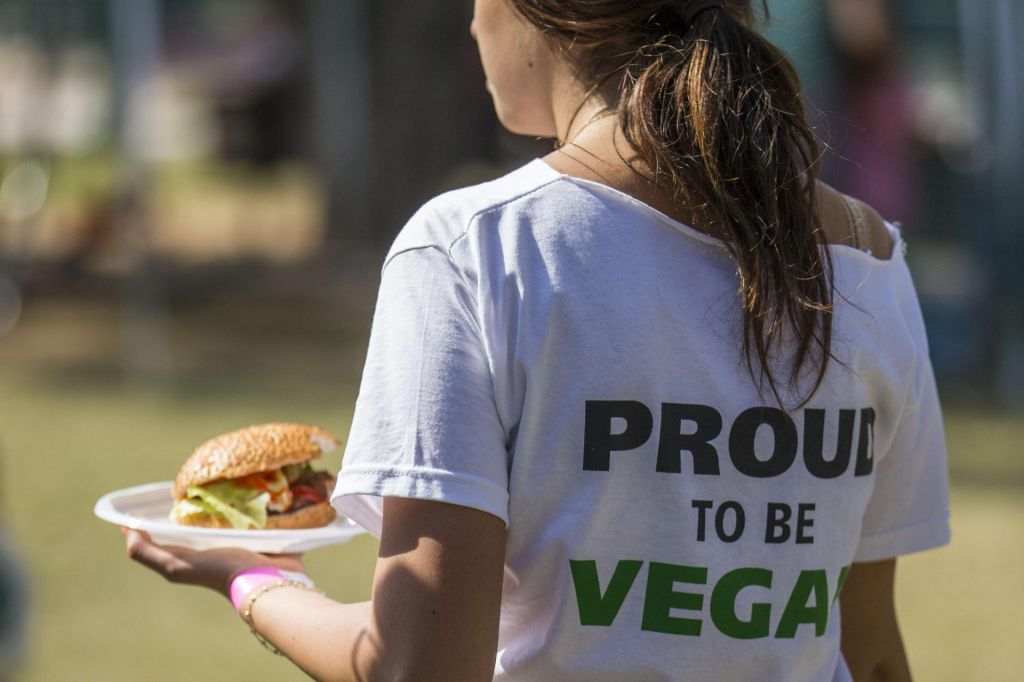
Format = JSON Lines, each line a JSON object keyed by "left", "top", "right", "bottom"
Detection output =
{"left": 471, "top": 0, "right": 673, "bottom": 218}
{"left": 471, "top": 0, "right": 563, "bottom": 137}
{"left": 123, "top": 2, "right": 906, "bottom": 680}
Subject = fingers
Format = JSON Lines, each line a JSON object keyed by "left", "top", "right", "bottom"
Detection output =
{"left": 122, "top": 527, "right": 193, "bottom": 583}
{"left": 118, "top": 527, "right": 314, "bottom": 599}
{"left": 119, "top": 527, "right": 271, "bottom": 595}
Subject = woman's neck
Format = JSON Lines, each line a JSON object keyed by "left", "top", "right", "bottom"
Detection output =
{"left": 544, "top": 116, "right": 726, "bottom": 239}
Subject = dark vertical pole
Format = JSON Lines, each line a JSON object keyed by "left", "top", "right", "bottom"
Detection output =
{"left": 110, "top": 0, "right": 169, "bottom": 376}
{"left": 309, "top": 0, "right": 373, "bottom": 262}
{"left": 991, "top": 0, "right": 1024, "bottom": 406}
{"left": 961, "top": 0, "right": 1024, "bottom": 406}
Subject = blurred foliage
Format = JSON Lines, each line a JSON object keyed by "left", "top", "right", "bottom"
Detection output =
{"left": 2, "top": 154, "right": 324, "bottom": 266}
{"left": 1, "top": 153, "right": 114, "bottom": 208}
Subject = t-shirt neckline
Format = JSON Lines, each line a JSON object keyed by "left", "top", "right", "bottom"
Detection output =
{"left": 525, "top": 157, "right": 904, "bottom": 266}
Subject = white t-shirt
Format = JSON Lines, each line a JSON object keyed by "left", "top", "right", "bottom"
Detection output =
{"left": 331, "top": 159, "right": 951, "bottom": 681}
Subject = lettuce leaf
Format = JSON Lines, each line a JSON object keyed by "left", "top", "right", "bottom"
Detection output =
{"left": 168, "top": 481, "right": 270, "bottom": 529}
{"left": 282, "top": 463, "right": 305, "bottom": 483}
{"left": 169, "top": 497, "right": 212, "bottom": 520}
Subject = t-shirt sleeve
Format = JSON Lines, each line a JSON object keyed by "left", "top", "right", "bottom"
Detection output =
{"left": 854, "top": 343, "right": 952, "bottom": 562}
{"left": 330, "top": 245, "right": 511, "bottom": 538}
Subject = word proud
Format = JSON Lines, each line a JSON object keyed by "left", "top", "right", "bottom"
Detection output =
{"left": 583, "top": 401, "right": 875, "bottom": 479}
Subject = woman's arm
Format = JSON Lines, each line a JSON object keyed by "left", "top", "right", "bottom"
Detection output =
{"left": 252, "top": 498, "right": 506, "bottom": 681}
{"left": 124, "top": 497, "right": 506, "bottom": 682}
{"left": 839, "top": 559, "right": 912, "bottom": 682}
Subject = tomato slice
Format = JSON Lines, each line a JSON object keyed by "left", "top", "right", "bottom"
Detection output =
{"left": 235, "top": 470, "right": 288, "bottom": 493}
{"left": 291, "top": 484, "right": 323, "bottom": 503}
{"left": 235, "top": 470, "right": 293, "bottom": 511}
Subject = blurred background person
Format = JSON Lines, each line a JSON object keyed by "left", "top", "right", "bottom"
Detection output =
{"left": 824, "top": 0, "right": 920, "bottom": 229}
{"left": 0, "top": 452, "right": 30, "bottom": 681}
{"left": 0, "top": 534, "right": 30, "bottom": 681}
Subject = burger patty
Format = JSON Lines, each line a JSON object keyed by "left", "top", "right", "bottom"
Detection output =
{"left": 273, "top": 470, "right": 335, "bottom": 514}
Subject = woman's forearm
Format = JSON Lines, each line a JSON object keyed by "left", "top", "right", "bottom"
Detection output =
{"left": 248, "top": 588, "right": 378, "bottom": 682}
{"left": 121, "top": 521, "right": 500, "bottom": 681}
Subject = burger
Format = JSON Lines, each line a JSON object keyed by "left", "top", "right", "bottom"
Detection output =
{"left": 168, "top": 423, "right": 339, "bottom": 530}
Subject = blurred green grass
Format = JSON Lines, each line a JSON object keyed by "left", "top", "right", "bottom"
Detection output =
{"left": 0, "top": 295, "right": 1021, "bottom": 681}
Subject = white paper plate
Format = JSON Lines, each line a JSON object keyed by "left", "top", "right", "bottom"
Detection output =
{"left": 95, "top": 481, "right": 365, "bottom": 553}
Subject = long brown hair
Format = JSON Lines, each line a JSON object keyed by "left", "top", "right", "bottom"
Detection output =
{"left": 509, "top": 0, "right": 834, "bottom": 409}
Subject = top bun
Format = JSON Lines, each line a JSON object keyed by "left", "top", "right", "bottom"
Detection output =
{"left": 172, "top": 423, "right": 340, "bottom": 501}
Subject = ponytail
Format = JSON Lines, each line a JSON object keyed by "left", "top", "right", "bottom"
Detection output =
{"left": 511, "top": 1, "right": 834, "bottom": 408}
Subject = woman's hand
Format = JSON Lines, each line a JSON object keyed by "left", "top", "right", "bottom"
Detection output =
{"left": 839, "top": 558, "right": 911, "bottom": 682}
{"left": 120, "top": 498, "right": 506, "bottom": 682}
{"left": 120, "top": 527, "right": 305, "bottom": 598}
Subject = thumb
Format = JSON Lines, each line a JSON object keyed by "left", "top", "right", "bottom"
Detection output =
{"left": 122, "top": 527, "right": 194, "bottom": 580}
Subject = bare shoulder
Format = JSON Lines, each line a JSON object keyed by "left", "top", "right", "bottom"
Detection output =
{"left": 543, "top": 151, "right": 897, "bottom": 260}
{"left": 815, "top": 181, "right": 895, "bottom": 260}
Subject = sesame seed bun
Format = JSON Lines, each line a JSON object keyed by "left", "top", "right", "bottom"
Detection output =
{"left": 172, "top": 423, "right": 340, "bottom": 501}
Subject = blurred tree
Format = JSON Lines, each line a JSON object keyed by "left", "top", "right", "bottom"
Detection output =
{"left": 366, "top": 0, "right": 497, "bottom": 244}
{"left": 110, "top": 0, "right": 169, "bottom": 375}
{"left": 306, "top": 0, "right": 372, "bottom": 253}
{"left": 959, "top": 0, "right": 1024, "bottom": 405}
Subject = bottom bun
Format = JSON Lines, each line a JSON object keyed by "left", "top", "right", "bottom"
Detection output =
{"left": 266, "top": 502, "right": 337, "bottom": 529}
{"left": 176, "top": 501, "right": 337, "bottom": 530}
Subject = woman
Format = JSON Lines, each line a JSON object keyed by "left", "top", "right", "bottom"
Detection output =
{"left": 123, "top": 1, "right": 950, "bottom": 680}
